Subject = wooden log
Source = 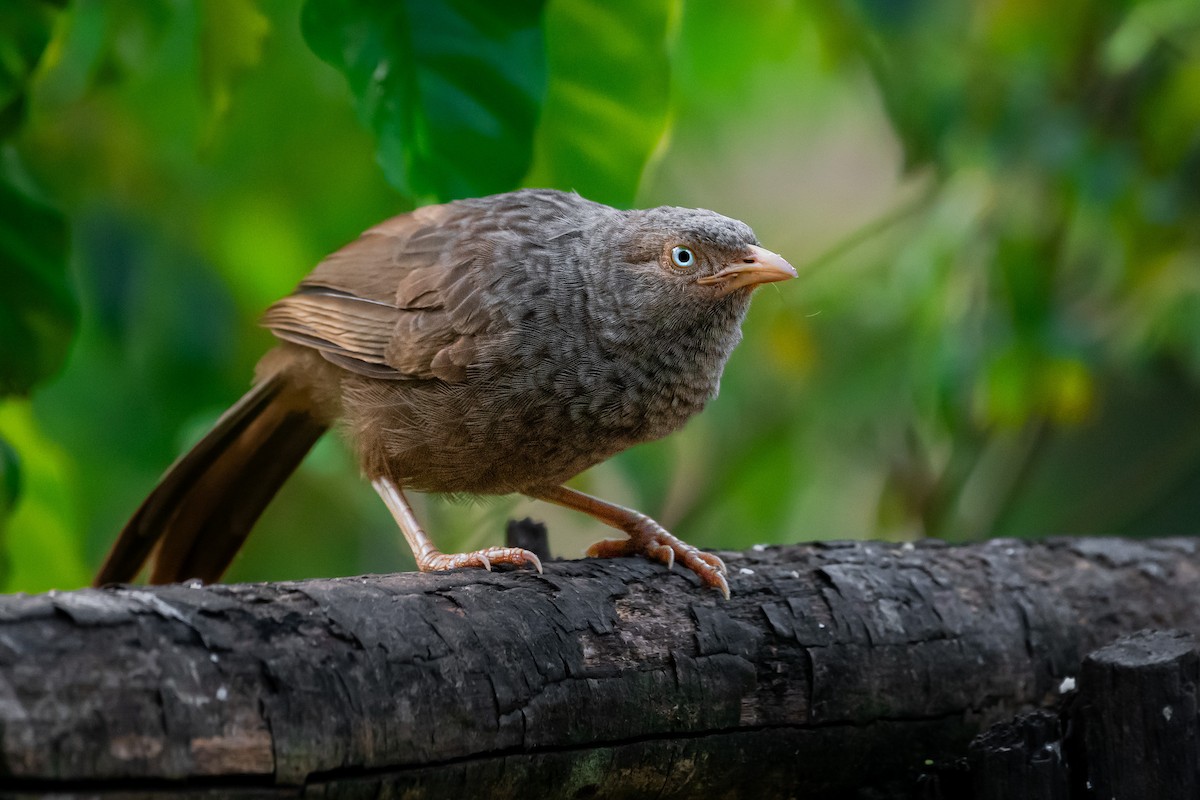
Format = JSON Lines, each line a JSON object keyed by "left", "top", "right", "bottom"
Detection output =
{"left": 1076, "top": 629, "right": 1200, "bottom": 798}
{"left": 967, "top": 709, "right": 1069, "bottom": 800}
{"left": 959, "top": 629, "right": 1200, "bottom": 798}
{"left": 1, "top": 537, "right": 1200, "bottom": 798}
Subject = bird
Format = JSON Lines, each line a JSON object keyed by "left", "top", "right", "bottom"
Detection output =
{"left": 95, "top": 189, "right": 795, "bottom": 599}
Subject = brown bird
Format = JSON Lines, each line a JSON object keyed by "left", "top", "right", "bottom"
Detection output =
{"left": 95, "top": 189, "right": 795, "bottom": 598}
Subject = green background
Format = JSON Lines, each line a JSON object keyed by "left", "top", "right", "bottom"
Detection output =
{"left": 3, "top": 0, "right": 1200, "bottom": 592}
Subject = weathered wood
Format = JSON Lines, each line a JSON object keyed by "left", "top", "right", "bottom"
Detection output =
{"left": 504, "top": 516, "right": 551, "bottom": 561}
{"left": 957, "top": 629, "right": 1200, "bottom": 799}
{"left": 1077, "top": 629, "right": 1200, "bottom": 798}
{"left": 2, "top": 537, "right": 1200, "bottom": 798}
{"left": 968, "top": 709, "right": 1069, "bottom": 800}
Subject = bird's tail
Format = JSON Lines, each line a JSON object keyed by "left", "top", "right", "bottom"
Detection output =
{"left": 95, "top": 375, "right": 328, "bottom": 586}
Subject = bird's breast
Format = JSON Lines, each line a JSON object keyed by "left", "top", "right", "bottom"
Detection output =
{"left": 492, "top": 297, "right": 746, "bottom": 450}
{"left": 353, "top": 276, "right": 748, "bottom": 495}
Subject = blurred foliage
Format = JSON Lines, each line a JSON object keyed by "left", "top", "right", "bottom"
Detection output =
{"left": 0, "top": 0, "right": 75, "bottom": 565}
{"left": 2, "top": 0, "right": 1200, "bottom": 592}
{"left": 301, "top": 0, "right": 547, "bottom": 202}
{"left": 0, "top": 162, "right": 74, "bottom": 399}
{"left": 525, "top": 0, "right": 677, "bottom": 206}
{"left": 0, "top": 0, "right": 60, "bottom": 138}
{"left": 0, "top": 0, "right": 76, "bottom": 398}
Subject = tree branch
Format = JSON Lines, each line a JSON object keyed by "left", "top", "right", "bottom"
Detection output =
{"left": 2, "top": 536, "right": 1199, "bottom": 798}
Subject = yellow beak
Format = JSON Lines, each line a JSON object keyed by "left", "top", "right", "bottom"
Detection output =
{"left": 696, "top": 245, "right": 797, "bottom": 297}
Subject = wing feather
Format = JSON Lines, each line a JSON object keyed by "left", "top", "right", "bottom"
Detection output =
{"left": 260, "top": 201, "right": 494, "bottom": 382}
{"left": 262, "top": 290, "right": 397, "bottom": 368}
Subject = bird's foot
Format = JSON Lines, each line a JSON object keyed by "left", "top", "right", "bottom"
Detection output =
{"left": 416, "top": 546, "right": 543, "bottom": 574}
{"left": 586, "top": 515, "right": 729, "bottom": 600}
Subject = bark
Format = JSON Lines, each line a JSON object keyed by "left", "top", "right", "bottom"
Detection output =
{"left": 1, "top": 536, "right": 1199, "bottom": 798}
{"left": 1077, "top": 629, "right": 1200, "bottom": 797}
{"left": 968, "top": 709, "right": 1070, "bottom": 800}
{"left": 964, "top": 629, "right": 1200, "bottom": 800}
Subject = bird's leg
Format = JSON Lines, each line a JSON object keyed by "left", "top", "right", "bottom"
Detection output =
{"left": 528, "top": 485, "right": 729, "bottom": 599}
{"left": 372, "top": 477, "right": 542, "bottom": 574}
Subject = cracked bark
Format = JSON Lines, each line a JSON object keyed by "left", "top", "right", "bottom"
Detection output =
{"left": 960, "top": 629, "right": 1200, "bottom": 800}
{"left": 1, "top": 536, "right": 1199, "bottom": 798}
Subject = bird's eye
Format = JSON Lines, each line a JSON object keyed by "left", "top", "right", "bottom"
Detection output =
{"left": 670, "top": 245, "right": 695, "bottom": 269}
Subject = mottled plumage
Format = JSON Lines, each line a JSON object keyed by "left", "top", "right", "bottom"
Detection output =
{"left": 97, "top": 189, "right": 795, "bottom": 597}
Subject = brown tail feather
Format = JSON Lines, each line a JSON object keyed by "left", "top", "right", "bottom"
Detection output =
{"left": 95, "top": 376, "right": 328, "bottom": 586}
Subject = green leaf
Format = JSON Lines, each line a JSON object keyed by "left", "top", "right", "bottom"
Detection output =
{"left": 0, "top": 433, "right": 19, "bottom": 521}
{"left": 199, "top": 0, "right": 271, "bottom": 135}
{"left": 0, "top": 401, "right": 88, "bottom": 592}
{"left": 0, "top": 159, "right": 76, "bottom": 397}
{"left": 301, "top": 0, "right": 548, "bottom": 202}
{"left": 1104, "top": 0, "right": 1200, "bottom": 73}
{"left": 524, "top": 0, "right": 677, "bottom": 207}
{"left": 0, "top": 0, "right": 59, "bottom": 139}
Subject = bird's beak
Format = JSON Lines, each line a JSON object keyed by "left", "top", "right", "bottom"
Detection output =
{"left": 696, "top": 245, "right": 797, "bottom": 297}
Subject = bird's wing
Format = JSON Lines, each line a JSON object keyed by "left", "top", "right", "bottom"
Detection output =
{"left": 261, "top": 203, "right": 494, "bottom": 383}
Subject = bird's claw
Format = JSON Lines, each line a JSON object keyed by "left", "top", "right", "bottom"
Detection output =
{"left": 586, "top": 519, "right": 728, "bottom": 599}
{"left": 417, "top": 547, "right": 543, "bottom": 574}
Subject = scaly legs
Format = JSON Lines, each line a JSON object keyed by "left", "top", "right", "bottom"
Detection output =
{"left": 372, "top": 477, "right": 725, "bottom": 598}
{"left": 372, "top": 477, "right": 542, "bottom": 574}
{"left": 527, "top": 485, "right": 729, "bottom": 599}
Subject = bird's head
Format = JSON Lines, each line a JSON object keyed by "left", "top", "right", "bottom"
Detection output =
{"left": 613, "top": 205, "right": 796, "bottom": 306}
